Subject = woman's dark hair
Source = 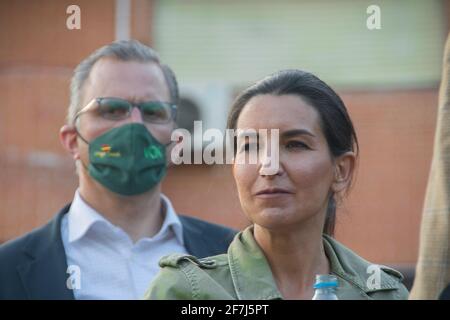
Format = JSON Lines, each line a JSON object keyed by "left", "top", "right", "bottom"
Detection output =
{"left": 227, "top": 69, "right": 359, "bottom": 236}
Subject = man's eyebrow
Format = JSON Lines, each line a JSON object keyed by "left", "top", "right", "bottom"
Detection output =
{"left": 281, "top": 129, "right": 316, "bottom": 138}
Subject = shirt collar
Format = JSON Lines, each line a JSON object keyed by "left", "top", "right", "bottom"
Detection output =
{"left": 157, "top": 194, "right": 184, "bottom": 245}
{"left": 67, "top": 191, "right": 108, "bottom": 243}
{"left": 67, "top": 190, "right": 184, "bottom": 245}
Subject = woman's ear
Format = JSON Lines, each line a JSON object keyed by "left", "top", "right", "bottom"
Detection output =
{"left": 60, "top": 125, "right": 80, "bottom": 160}
{"left": 331, "top": 151, "right": 356, "bottom": 194}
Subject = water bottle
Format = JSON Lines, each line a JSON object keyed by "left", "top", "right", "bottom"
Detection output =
{"left": 312, "top": 274, "right": 338, "bottom": 300}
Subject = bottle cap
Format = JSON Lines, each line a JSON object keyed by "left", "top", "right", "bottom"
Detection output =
{"left": 313, "top": 274, "right": 338, "bottom": 289}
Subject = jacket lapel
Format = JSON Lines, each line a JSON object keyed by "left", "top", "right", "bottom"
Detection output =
{"left": 228, "top": 227, "right": 283, "bottom": 300}
{"left": 179, "top": 216, "right": 212, "bottom": 258}
{"left": 17, "top": 205, "right": 75, "bottom": 300}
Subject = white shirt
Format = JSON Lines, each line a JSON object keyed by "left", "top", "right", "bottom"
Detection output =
{"left": 61, "top": 191, "right": 188, "bottom": 300}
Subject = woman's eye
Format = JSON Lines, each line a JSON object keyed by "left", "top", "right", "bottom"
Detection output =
{"left": 286, "top": 140, "right": 309, "bottom": 150}
{"left": 242, "top": 143, "right": 258, "bottom": 152}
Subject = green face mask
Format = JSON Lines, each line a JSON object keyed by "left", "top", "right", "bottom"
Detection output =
{"left": 79, "top": 123, "right": 168, "bottom": 196}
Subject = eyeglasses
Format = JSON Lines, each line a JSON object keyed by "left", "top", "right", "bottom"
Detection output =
{"left": 75, "top": 97, "right": 177, "bottom": 124}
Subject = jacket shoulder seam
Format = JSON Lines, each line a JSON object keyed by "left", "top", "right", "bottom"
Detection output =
{"left": 178, "top": 260, "right": 200, "bottom": 299}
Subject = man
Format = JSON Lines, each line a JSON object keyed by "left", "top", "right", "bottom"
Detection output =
{"left": 0, "top": 40, "right": 236, "bottom": 299}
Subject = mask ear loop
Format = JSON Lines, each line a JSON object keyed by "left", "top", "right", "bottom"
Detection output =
{"left": 73, "top": 98, "right": 98, "bottom": 145}
{"left": 74, "top": 123, "right": 90, "bottom": 145}
{"left": 158, "top": 119, "right": 179, "bottom": 148}
{"left": 73, "top": 112, "right": 91, "bottom": 173}
{"left": 164, "top": 117, "right": 181, "bottom": 147}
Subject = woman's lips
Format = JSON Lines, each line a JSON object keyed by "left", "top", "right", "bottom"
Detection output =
{"left": 254, "top": 188, "right": 294, "bottom": 198}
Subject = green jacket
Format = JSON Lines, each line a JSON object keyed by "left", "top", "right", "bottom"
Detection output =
{"left": 145, "top": 227, "right": 409, "bottom": 300}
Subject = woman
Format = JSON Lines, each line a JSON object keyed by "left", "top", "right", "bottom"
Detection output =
{"left": 144, "top": 70, "right": 409, "bottom": 300}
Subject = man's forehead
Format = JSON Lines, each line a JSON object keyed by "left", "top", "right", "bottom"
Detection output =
{"left": 82, "top": 57, "right": 170, "bottom": 102}
{"left": 88, "top": 57, "right": 164, "bottom": 82}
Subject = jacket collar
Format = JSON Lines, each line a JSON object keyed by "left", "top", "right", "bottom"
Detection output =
{"left": 228, "top": 227, "right": 403, "bottom": 300}
{"left": 18, "top": 204, "right": 75, "bottom": 300}
{"left": 322, "top": 234, "right": 403, "bottom": 295}
{"left": 228, "top": 227, "right": 283, "bottom": 300}
{"left": 16, "top": 201, "right": 215, "bottom": 299}
{"left": 179, "top": 215, "right": 224, "bottom": 258}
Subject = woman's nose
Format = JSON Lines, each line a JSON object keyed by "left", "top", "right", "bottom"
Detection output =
{"left": 259, "top": 153, "right": 282, "bottom": 177}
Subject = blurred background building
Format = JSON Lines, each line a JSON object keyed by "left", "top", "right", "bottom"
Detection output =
{"left": 0, "top": 0, "right": 448, "bottom": 288}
